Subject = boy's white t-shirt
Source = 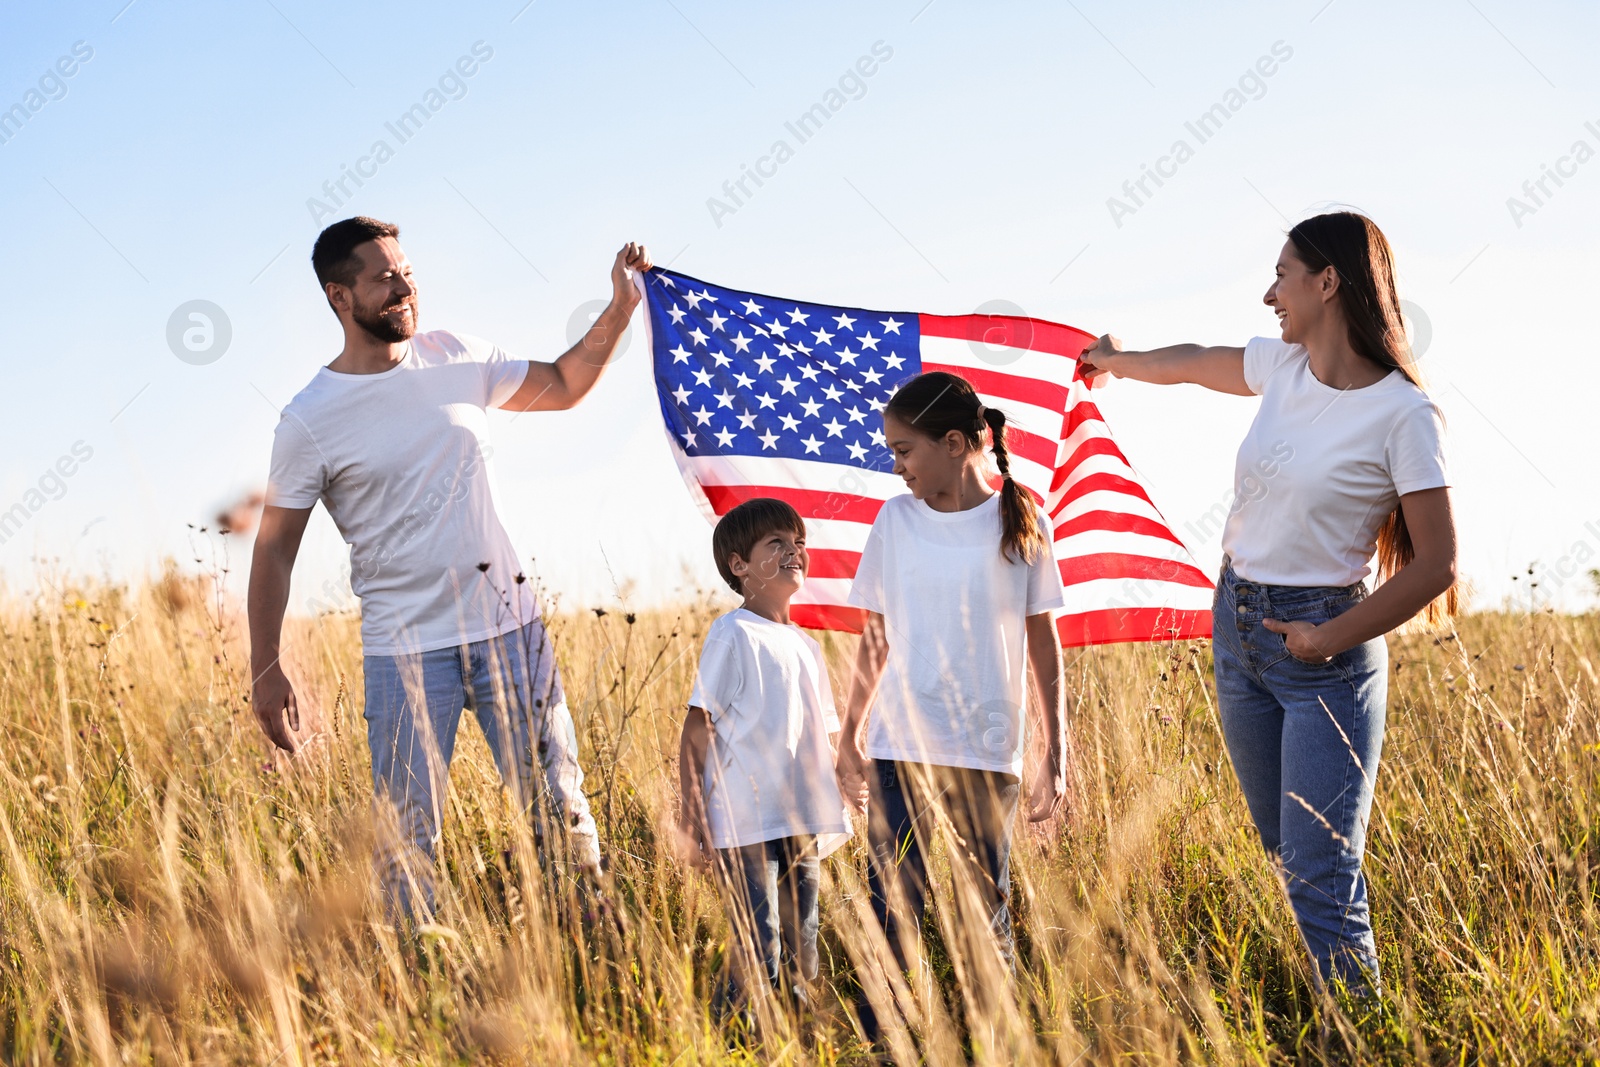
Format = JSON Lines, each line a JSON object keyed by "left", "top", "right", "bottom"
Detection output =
{"left": 689, "top": 608, "right": 852, "bottom": 855}
{"left": 1220, "top": 335, "right": 1450, "bottom": 588}
{"left": 265, "top": 330, "right": 536, "bottom": 655}
{"left": 846, "top": 492, "right": 1066, "bottom": 777}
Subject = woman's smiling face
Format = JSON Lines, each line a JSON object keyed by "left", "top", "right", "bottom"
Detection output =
{"left": 1263, "top": 239, "right": 1333, "bottom": 345}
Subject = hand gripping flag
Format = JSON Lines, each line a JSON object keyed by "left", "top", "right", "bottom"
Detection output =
{"left": 636, "top": 267, "right": 1213, "bottom": 647}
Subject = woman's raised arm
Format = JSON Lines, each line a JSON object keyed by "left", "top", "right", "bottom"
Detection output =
{"left": 1078, "top": 334, "right": 1251, "bottom": 396}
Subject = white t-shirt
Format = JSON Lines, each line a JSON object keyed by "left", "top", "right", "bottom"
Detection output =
{"left": 265, "top": 330, "right": 535, "bottom": 655}
{"left": 1220, "top": 335, "right": 1449, "bottom": 587}
{"left": 846, "top": 492, "right": 1066, "bottom": 776}
{"left": 689, "top": 608, "right": 851, "bottom": 854}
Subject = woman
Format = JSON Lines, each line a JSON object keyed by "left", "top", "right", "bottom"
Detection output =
{"left": 1077, "top": 211, "right": 1457, "bottom": 994}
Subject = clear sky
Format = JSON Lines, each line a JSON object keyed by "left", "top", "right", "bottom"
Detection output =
{"left": 2, "top": 0, "right": 1596, "bottom": 617}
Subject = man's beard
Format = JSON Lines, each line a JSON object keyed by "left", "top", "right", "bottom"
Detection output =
{"left": 351, "top": 292, "right": 420, "bottom": 342}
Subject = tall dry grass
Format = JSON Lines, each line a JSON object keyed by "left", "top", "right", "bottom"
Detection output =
{"left": 1, "top": 554, "right": 1597, "bottom": 1064}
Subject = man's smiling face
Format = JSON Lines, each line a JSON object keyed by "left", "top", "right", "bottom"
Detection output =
{"left": 341, "top": 236, "right": 420, "bottom": 343}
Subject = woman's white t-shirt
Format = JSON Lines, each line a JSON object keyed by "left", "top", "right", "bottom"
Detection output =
{"left": 846, "top": 492, "right": 1066, "bottom": 777}
{"left": 689, "top": 608, "right": 852, "bottom": 855}
{"left": 1220, "top": 335, "right": 1449, "bottom": 587}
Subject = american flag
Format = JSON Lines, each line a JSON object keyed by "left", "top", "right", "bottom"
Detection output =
{"left": 636, "top": 267, "right": 1213, "bottom": 647}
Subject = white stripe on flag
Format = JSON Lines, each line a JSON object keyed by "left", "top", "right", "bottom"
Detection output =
{"left": 919, "top": 335, "right": 1078, "bottom": 388}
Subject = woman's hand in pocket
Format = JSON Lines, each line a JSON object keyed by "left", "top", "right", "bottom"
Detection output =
{"left": 1262, "top": 617, "right": 1336, "bottom": 664}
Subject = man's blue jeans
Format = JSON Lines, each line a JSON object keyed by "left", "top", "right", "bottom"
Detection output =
{"left": 362, "top": 618, "right": 598, "bottom": 919}
{"left": 1211, "top": 557, "right": 1387, "bottom": 992}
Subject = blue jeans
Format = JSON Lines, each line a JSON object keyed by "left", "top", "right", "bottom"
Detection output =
{"left": 363, "top": 618, "right": 598, "bottom": 919}
{"left": 715, "top": 836, "right": 821, "bottom": 1009}
{"left": 1211, "top": 557, "right": 1387, "bottom": 991}
{"left": 859, "top": 761, "right": 1020, "bottom": 1041}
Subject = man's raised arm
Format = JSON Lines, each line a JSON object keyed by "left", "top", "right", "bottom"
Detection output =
{"left": 500, "top": 242, "right": 654, "bottom": 413}
{"left": 248, "top": 504, "right": 315, "bottom": 752}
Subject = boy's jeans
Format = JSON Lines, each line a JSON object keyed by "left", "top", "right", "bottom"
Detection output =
{"left": 715, "top": 835, "right": 821, "bottom": 1008}
{"left": 1211, "top": 556, "right": 1387, "bottom": 992}
{"left": 362, "top": 617, "right": 599, "bottom": 918}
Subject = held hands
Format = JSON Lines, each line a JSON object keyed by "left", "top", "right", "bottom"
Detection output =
{"left": 250, "top": 662, "right": 322, "bottom": 754}
{"left": 835, "top": 739, "right": 871, "bottom": 818}
{"left": 1262, "top": 618, "right": 1335, "bottom": 664}
{"left": 610, "top": 242, "right": 653, "bottom": 316}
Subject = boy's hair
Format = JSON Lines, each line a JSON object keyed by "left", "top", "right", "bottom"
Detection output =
{"left": 712, "top": 498, "right": 806, "bottom": 594}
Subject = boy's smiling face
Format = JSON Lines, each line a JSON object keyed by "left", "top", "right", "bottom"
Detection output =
{"left": 730, "top": 526, "right": 808, "bottom": 600}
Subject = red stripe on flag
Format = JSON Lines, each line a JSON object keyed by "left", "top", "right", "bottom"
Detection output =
{"left": 1057, "top": 552, "right": 1213, "bottom": 588}
{"left": 995, "top": 423, "right": 1057, "bottom": 471}
{"left": 805, "top": 548, "right": 862, "bottom": 580}
{"left": 701, "top": 483, "right": 885, "bottom": 525}
{"left": 1052, "top": 471, "right": 1157, "bottom": 511}
{"left": 1055, "top": 607, "right": 1213, "bottom": 647}
{"left": 919, "top": 313, "right": 1096, "bottom": 359}
{"left": 1064, "top": 400, "right": 1107, "bottom": 437}
{"left": 1059, "top": 435, "right": 1130, "bottom": 474}
{"left": 1054, "top": 509, "right": 1185, "bottom": 546}
{"left": 920, "top": 360, "right": 1071, "bottom": 418}
{"left": 792, "top": 602, "right": 867, "bottom": 633}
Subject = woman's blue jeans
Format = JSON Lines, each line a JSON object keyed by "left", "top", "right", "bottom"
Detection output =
{"left": 1211, "top": 557, "right": 1388, "bottom": 992}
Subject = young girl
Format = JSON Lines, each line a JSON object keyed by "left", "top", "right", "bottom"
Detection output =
{"left": 834, "top": 370, "right": 1074, "bottom": 1035}
{"left": 1077, "top": 211, "right": 1458, "bottom": 995}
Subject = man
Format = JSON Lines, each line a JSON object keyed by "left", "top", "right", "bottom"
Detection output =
{"left": 248, "top": 215, "right": 650, "bottom": 917}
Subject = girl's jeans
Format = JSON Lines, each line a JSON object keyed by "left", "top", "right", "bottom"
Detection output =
{"left": 1211, "top": 556, "right": 1387, "bottom": 992}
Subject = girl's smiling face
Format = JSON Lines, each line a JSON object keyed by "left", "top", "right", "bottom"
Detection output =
{"left": 884, "top": 411, "right": 969, "bottom": 500}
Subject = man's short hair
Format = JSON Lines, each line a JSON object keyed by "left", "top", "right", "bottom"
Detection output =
{"left": 311, "top": 216, "right": 399, "bottom": 290}
{"left": 712, "top": 498, "right": 806, "bottom": 594}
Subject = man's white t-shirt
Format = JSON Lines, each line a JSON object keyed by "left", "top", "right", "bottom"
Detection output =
{"left": 1220, "top": 335, "right": 1450, "bottom": 588}
{"left": 846, "top": 492, "right": 1066, "bottom": 777}
{"left": 689, "top": 608, "right": 852, "bottom": 855}
{"left": 265, "top": 330, "right": 534, "bottom": 656}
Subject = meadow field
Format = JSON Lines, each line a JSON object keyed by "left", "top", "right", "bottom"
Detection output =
{"left": 1, "top": 552, "right": 1598, "bottom": 1065}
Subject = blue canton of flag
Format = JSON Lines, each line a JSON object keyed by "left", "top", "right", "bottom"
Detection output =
{"left": 641, "top": 268, "right": 914, "bottom": 472}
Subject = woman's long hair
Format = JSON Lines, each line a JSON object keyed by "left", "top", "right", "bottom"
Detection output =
{"left": 1287, "top": 211, "right": 1457, "bottom": 627}
{"left": 882, "top": 371, "right": 1049, "bottom": 566}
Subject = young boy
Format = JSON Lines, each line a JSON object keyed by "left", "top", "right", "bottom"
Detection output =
{"left": 678, "top": 498, "right": 852, "bottom": 1016}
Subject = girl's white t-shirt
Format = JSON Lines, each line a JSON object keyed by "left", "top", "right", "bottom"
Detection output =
{"left": 846, "top": 492, "right": 1066, "bottom": 777}
{"left": 1220, "top": 335, "right": 1449, "bottom": 587}
{"left": 689, "top": 608, "right": 852, "bottom": 855}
